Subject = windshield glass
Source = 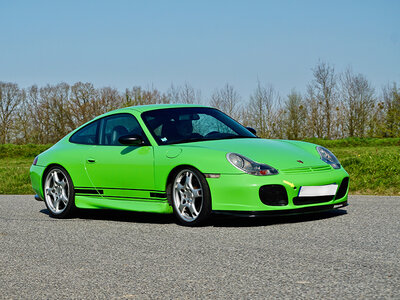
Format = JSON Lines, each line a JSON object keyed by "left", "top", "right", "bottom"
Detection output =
{"left": 141, "top": 107, "right": 257, "bottom": 145}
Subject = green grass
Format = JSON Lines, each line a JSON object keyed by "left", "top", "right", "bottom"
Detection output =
{"left": 0, "top": 144, "right": 52, "bottom": 194}
{"left": 330, "top": 146, "right": 400, "bottom": 196}
{"left": 0, "top": 141, "right": 399, "bottom": 195}
{"left": 304, "top": 137, "right": 400, "bottom": 148}
{"left": 0, "top": 158, "right": 35, "bottom": 194}
{"left": 0, "top": 144, "right": 52, "bottom": 159}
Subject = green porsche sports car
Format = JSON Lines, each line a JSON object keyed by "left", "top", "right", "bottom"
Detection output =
{"left": 30, "top": 104, "right": 349, "bottom": 226}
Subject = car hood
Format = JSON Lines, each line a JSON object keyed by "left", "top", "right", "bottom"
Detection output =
{"left": 178, "top": 138, "right": 327, "bottom": 170}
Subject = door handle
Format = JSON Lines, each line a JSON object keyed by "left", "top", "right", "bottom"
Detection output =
{"left": 87, "top": 158, "right": 96, "bottom": 163}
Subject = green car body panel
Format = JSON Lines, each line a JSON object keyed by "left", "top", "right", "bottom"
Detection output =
{"left": 30, "top": 104, "right": 349, "bottom": 215}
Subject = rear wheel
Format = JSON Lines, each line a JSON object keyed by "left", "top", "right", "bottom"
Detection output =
{"left": 43, "top": 166, "right": 76, "bottom": 218}
{"left": 170, "top": 167, "right": 211, "bottom": 226}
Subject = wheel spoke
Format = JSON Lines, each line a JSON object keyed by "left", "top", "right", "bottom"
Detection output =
{"left": 178, "top": 202, "right": 185, "bottom": 212}
{"left": 54, "top": 197, "right": 61, "bottom": 211}
{"left": 192, "top": 188, "right": 202, "bottom": 198}
{"left": 188, "top": 204, "right": 198, "bottom": 217}
{"left": 60, "top": 194, "right": 68, "bottom": 205}
{"left": 53, "top": 171, "right": 62, "bottom": 185}
{"left": 185, "top": 172, "right": 193, "bottom": 188}
{"left": 176, "top": 182, "right": 184, "bottom": 192}
{"left": 60, "top": 179, "right": 67, "bottom": 188}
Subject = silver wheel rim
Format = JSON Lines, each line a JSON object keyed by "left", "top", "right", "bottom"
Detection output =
{"left": 44, "top": 169, "right": 70, "bottom": 214}
{"left": 173, "top": 169, "right": 203, "bottom": 222}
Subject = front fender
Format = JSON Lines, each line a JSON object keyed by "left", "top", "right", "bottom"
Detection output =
{"left": 153, "top": 145, "right": 239, "bottom": 191}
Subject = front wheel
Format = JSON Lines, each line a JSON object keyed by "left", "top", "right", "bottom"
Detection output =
{"left": 169, "top": 168, "right": 211, "bottom": 226}
{"left": 43, "top": 166, "right": 76, "bottom": 218}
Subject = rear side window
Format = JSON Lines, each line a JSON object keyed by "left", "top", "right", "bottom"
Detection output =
{"left": 100, "top": 114, "right": 144, "bottom": 146}
{"left": 69, "top": 121, "right": 99, "bottom": 145}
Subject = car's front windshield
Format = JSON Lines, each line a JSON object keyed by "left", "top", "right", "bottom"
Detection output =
{"left": 141, "top": 107, "right": 257, "bottom": 145}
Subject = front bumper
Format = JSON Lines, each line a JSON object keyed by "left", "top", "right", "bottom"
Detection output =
{"left": 207, "top": 168, "right": 349, "bottom": 211}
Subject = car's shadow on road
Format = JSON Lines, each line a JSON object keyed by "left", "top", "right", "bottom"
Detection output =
{"left": 40, "top": 208, "right": 176, "bottom": 224}
{"left": 40, "top": 208, "right": 347, "bottom": 227}
{"left": 207, "top": 209, "right": 348, "bottom": 227}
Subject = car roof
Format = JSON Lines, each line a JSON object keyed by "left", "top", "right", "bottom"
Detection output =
{"left": 129, "top": 103, "right": 209, "bottom": 112}
{"left": 103, "top": 103, "right": 211, "bottom": 115}
{"left": 88, "top": 104, "right": 214, "bottom": 122}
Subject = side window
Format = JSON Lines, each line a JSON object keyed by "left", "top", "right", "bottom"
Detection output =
{"left": 70, "top": 120, "right": 99, "bottom": 145}
{"left": 100, "top": 114, "right": 143, "bottom": 146}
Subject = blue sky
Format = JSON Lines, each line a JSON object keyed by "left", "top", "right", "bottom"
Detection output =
{"left": 1, "top": 0, "right": 399, "bottom": 100}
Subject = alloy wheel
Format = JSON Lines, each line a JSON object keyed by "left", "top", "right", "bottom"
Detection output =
{"left": 44, "top": 168, "right": 70, "bottom": 214}
{"left": 172, "top": 169, "right": 204, "bottom": 222}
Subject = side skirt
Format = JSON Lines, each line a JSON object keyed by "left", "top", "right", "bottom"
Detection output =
{"left": 74, "top": 195, "right": 173, "bottom": 214}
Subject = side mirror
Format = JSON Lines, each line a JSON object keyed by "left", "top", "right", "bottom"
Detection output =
{"left": 246, "top": 127, "right": 257, "bottom": 136}
{"left": 118, "top": 134, "right": 145, "bottom": 146}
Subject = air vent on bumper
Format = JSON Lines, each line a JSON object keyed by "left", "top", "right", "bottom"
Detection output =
{"left": 335, "top": 177, "right": 349, "bottom": 200}
{"left": 259, "top": 185, "right": 288, "bottom": 206}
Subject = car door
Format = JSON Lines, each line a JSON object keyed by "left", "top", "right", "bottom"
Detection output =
{"left": 84, "top": 113, "right": 156, "bottom": 200}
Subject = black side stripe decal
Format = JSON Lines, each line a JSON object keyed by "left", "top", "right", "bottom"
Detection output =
{"left": 75, "top": 186, "right": 165, "bottom": 193}
{"left": 75, "top": 189, "right": 103, "bottom": 195}
{"left": 150, "top": 192, "right": 167, "bottom": 198}
{"left": 76, "top": 194, "right": 167, "bottom": 201}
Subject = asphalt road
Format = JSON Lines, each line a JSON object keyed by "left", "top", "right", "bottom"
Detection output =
{"left": 0, "top": 195, "right": 399, "bottom": 299}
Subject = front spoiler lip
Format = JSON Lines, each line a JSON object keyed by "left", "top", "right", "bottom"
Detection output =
{"left": 213, "top": 201, "right": 348, "bottom": 218}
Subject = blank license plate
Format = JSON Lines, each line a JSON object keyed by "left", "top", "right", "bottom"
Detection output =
{"left": 299, "top": 184, "right": 338, "bottom": 197}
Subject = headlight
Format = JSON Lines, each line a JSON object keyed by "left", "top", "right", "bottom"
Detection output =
{"left": 226, "top": 153, "right": 279, "bottom": 176}
{"left": 316, "top": 146, "right": 341, "bottom": 169}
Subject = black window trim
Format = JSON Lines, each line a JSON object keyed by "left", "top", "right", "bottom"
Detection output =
{"left": 69, "top": 113, "right": 150, "bottom": 146}
{"left": 69, "top": 119, "right": 101, "bottom": 145}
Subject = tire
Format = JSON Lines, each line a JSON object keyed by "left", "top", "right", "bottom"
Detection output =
{"left": 168, "top": 167, "right": 212, "bottom": 226}
{"left": 43, "top": 165, "right": 76, "bottom": 218}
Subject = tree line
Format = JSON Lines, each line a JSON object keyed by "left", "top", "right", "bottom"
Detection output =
{"left": 0, "top": 61, "right": 399, "bottom": 144}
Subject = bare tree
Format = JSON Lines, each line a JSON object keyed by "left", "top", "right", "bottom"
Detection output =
{"left": 304, "top": 85, "right": 323, "bottom": 138}
{"left": 168, "top": 83, "right": 201, "bottom": 104}
{"left": 125, "top": 86, "right": 170, "bottom": 107}
{"left": 0, "top": 82, "right": 22, "bottom": 143}
{"left": 167, "top": 84, "right": 180, "bottom": 103}
{"left": 283, "top": 89, "right": 307, "bottom": 139}
{"left": 180, "top": 83, "right": 201, "bottom": 104}
{"left": 69, "top": 82, "right": 97, "bottom": 128}
{"left": 97, "top": 87, "right": 123, "bottom": 114}
{"left": 381, "top": 83, "right": 400, "bottom": 137}
{"left": 26, "top": 85, "right": 46, "bottom": 143}
{"left": 309, "top": 61, "right": 337, "bottom": 138}
{"left": 210, "top": 83, "right": 241, "bottom": 119}
{"left": 340, "top": 68, "right": 375, "bottom": 137}
{"left": 13, "top": 89, "right": 29, "bottom": 143}
{"left": 39, "top": 83, "right": 73, "bottom": 142}
{"left": 247, "top": 82, "right": 279, "bottom": 138}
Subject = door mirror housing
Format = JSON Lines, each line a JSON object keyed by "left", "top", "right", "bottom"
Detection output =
{"left": 246, "top": 127, "right": 257, "bottom": 136}
{"left": 118, "top": 134, "right": 145, "bottom": 146}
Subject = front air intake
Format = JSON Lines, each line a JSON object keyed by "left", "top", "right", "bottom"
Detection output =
{"left": 335, "top": 177, "right": 349, "bottom": 200}
{"left": 293, "top": 196, "right": 334, "bottom": 205}
{"left": 259, "top": 185, "right": 288, "bottom": 206}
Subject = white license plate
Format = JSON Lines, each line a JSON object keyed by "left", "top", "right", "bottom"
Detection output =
{"left": 299, "top": 184, "right": 338, "bottom": 197}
